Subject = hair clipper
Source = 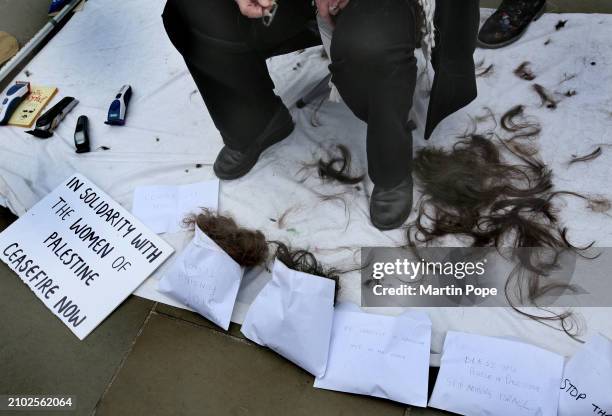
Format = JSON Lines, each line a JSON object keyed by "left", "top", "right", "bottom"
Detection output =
{"left": 26, "top": 96, "right": 78, "bottom": 138}
{"left": 105, "top": 84, "right": 132, "bottom": 126}
{"left": 74, "top": 115, "right": 90, "bottom": 153}
{"left": 0, "top": 81, "right": 30, "bottom": 125}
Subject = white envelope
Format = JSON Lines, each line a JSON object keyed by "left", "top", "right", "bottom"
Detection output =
{"left": 429, "top": 331, "right": 564, "bottom": 416}
{"left": 132, "top": 180, "right": 219, "bottom": 234}
{"left": 314, "top": 305, "right": 432, "bottom": 407}
{"left": 241, "top": 259, "right": 336, "bottom": 377}
{"left": 158, "top": 225, "right": 243, "bottom": 330}
{"left": 559, "top": 333, "right": 612, "bottom": 416}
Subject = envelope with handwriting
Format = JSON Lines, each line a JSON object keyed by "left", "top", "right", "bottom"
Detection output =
{"left": 314, "top": 304, "right": 432, "bottom": 407}
{"left": 241, "top": 259, "right": 336, "bottom": 377}
{"left": 158, "top": 225, "right": 242, "bottom": 330}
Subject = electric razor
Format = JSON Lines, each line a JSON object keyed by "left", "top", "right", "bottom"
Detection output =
{"left": 0, "top": 81, "right": 30, "bottom": 125}
{"left": 26, "top": 96, "right": 78, "bottom": 138}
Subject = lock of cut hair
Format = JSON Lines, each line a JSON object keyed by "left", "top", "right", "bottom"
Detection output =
{"left": 317, "top": 144, "right": 365, "bottom": 185}
{"left": 184, "top": 209, "right": 268, "bottom": 267}
{"left": 272, "top": 242, "right": 341, "bottom": 302}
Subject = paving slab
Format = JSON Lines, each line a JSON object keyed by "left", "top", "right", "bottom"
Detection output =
{"left": 95, "top": 312, "right": 409, "bottom": 416}
{"left": 409, "top": 406, "right": 456, "bottom": 416}
{"left": 0, "top": 260, "right": 154, "bottom": 416}
{"left": 155, "top": 302, "right": 247, "bottom": 340}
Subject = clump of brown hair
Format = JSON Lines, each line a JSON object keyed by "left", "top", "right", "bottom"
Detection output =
{"left": 272, "top": 242, "right": 341, "bottom": 302}
{"left": 184, "top": 209, "right": 268, "bottom": 267}
{"left": 409, "top": 134, "right": 590, "bottom": 339}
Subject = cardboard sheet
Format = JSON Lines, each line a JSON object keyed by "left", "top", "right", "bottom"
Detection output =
{"left": 0, "top": 173, "right": 173, "bottom": 339}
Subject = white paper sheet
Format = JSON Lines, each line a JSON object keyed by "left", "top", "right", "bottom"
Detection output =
{"left": 157, "top": 224, "right": 242, "bottom": 330}
{"left": 241, "top": 259, "right": 336, "bottom": 377}
{"left": 314, "top": 304, "right": 432, "bottom": 406}
{"left": 429, "top": 331, "right": 564, "bottom": 416}
{"left": 559, "top": 334, "right": 612, "bottom": 416}
{"left": 132, "top": 180, "right": 219, "bottom": 234}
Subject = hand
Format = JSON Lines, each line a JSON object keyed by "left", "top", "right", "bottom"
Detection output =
{"left": 235, "top": 0, "right": 275, "bottom": 18}
{"left": 315, "top": 0, "right": 350, "bottom": 27}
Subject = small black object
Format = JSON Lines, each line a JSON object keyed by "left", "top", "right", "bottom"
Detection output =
{"left": 26, "top": 96, "right": 78, "bottom": 138}
{"left": 555, "top": 19, "right": 568, "bottom": 30}
{"left": 74, "top": 115, "right": 90, "bottom": 153}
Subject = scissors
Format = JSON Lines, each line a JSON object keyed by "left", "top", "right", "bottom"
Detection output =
{"left": 262, "top": 1, "right": 278, "bottom": 26}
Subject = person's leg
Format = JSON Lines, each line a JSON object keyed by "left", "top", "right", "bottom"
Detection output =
{"left": 162, "top": 0, "right": 320, "bottom": 177}
{"left": 329, "top": 0, "right": 418, "bottom": 229}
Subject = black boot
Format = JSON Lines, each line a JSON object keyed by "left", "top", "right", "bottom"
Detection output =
{"left": 478, "top": 0, "right": 546, "bottom": 49}
{"left": 369, "top": 177, "right": 413, "bottom": 231}
{"left": 213, "top": 106, "right": 294, "bottom": 180}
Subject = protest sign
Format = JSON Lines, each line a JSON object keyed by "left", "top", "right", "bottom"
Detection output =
{"left": 559, "top": 334, "right": 612, "bottom": 416}
{"left": 132, "top": 180, "right": 219, "bottom": 234}
{"left": 314, "top": 304, "right": 432, "bottom": 406}
{"left": 0, "top": 173, "right": 173, "bottom": 339}
{"left": 429, "top": 331, "right": 564, "bottom": 416}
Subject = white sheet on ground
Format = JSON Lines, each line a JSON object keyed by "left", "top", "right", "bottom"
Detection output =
{"left": 1, "top": 0, "right": 611, "bottom": 363}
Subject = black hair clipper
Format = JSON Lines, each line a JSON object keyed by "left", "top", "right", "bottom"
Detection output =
{"left": 74, "top": 115, "right": 90, "bottom": 153}
{"left": 26, "top": 96, "right": 78, "bottom": 139}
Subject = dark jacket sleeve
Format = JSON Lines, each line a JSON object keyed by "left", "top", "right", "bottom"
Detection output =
{"left": 424, "top": 0, "right": 480, "bottom": 139}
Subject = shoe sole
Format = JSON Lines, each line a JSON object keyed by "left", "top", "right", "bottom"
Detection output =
{"left": 213, "top": 120, "right": 294, "bottom": 180}
{"left": 477, "top": 2, "right": 546, "bottom": 49}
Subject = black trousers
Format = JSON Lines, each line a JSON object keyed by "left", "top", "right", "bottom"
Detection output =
{"left": 163, "top": 0, "right": 418, "bottom": 188}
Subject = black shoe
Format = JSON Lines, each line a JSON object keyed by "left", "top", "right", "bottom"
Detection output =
{"left": 478, "top": 0, "right": 546, "bottom": 49}
{"left": 370, "top": 177, "right": 413, "bottom": 231}
{"left": 213, "top": 106, "right": 294, "bottom": 180}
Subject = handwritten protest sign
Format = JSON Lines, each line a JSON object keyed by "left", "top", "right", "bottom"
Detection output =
{"left": 132, "top": 180, "right": 219, "bottom": 234}
{"left": 0, "top": 173, "right": 173, "bottom": 339}
{"left": 559, "top": 334, "right": 612, "bottom": 416}
{"left": 429, "top": 331, "right": 564, "bottom": 416}
{"left": 314, "top": 304, "right": 432, "bottom": 406}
